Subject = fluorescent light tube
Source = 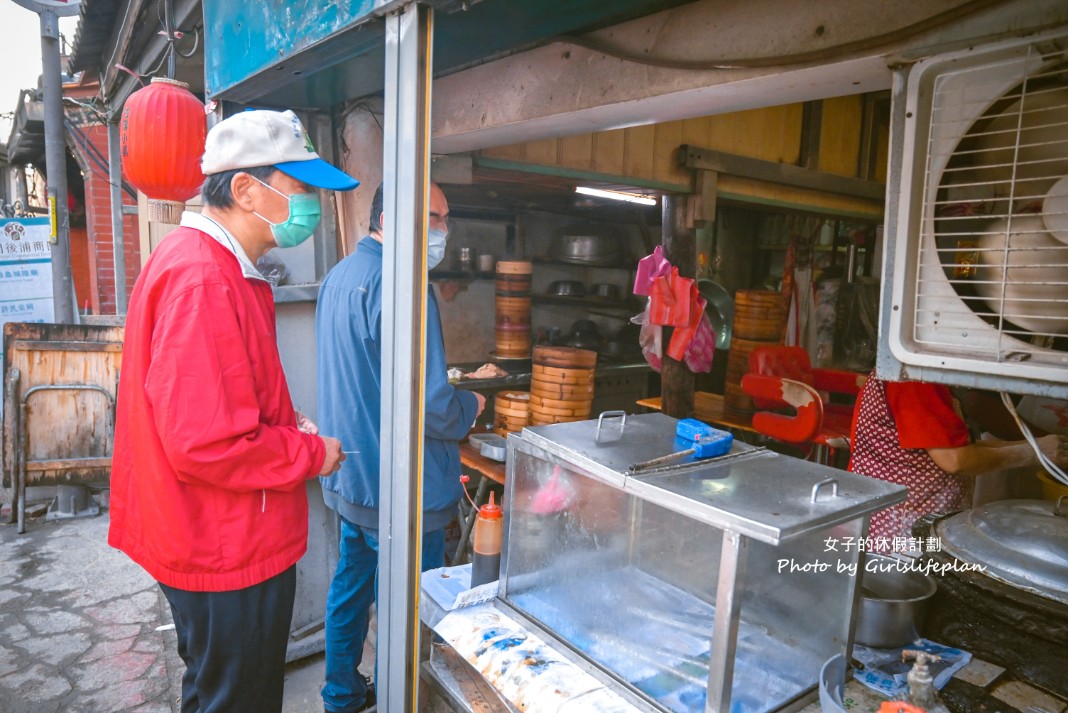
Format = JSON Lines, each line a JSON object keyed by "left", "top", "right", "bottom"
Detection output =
{"left": 575, "top": 186, "right": 657, "bottom": 206}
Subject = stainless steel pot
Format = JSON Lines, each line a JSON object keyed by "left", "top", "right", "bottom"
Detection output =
{"left": 590, "top": 283, "right": 621, "bottom": 300}
{"left": 551, "top": 232, "right": 620, "bottom": 265}
{"left": 855, "top": 554, "right": 937, "bottom": 648}
{"left": 547, "top": 280, "right": 586, "bottom": 297}
{"left": 562, "top": 332, "right": 601, "bottom": 351}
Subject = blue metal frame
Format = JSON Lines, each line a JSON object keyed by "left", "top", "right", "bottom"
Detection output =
{"left": 202, "top": 0, "right": 695, "bottom": 107}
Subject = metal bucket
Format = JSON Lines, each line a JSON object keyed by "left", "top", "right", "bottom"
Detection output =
{"left": 855, "top": 554, "right": 937, "bottom": 648}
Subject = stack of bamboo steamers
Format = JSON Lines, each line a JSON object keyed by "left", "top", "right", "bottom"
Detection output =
{"left": 723, "top": 289, "right": 786, "bottom": 420}
{"left": 494, "top": 261, "right": 532, "bottom": 358}
{"left": 493, "top": 261, "right": 533, "bottom": 437}
{"left": 493, "top": 347, "right": 597, "bottom": 435}
{"left": 529, "top": 346, "right": 596, "bottom": 425}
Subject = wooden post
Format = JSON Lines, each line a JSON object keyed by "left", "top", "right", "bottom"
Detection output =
{"left": 661, "top": 194, "right": 695, "bottom": 418}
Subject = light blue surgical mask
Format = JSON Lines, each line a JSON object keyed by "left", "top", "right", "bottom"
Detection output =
{"left": 252, "top": 177, "right": 322, "bottom": 248}
{"left": 428, "top": 227, "right": 448, "bottom": 270}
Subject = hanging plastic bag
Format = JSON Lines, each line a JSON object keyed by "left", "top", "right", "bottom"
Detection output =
{"left": 649, "top": 268, "right": 694, "bottom": 327}
{"left": 633, "top": 301, "right": 663, "bottom": 372}
{"left": 667, "top": 293, "right": 706, "bottom": 361}
{"left": 684, "top": 312, "right": 716, "bottom": 373}
{"left": 633, "top": 245, "right": 673, "bottom": 296}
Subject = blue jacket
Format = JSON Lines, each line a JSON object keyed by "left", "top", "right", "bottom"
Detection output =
{"left": 316, "top": 237, "right": 478, "bottom": 531}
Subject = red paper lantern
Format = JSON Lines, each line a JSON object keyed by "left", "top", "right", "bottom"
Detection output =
{"left": 120, "top": 77, "right": 206, "bottom": 223}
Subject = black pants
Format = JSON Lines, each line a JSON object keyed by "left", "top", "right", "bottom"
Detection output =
{"left": 159, "top": 566, "right": 297, "bottom": 713}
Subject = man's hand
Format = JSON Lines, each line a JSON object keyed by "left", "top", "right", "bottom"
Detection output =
{"left": 318, "top": 436, "right": 346, "bottom": 476}
{"left": 474, "top": 392, "right": 487, "bottom": 417}
{"left": 296, "top": 410, "right": 318, "bottom": 435}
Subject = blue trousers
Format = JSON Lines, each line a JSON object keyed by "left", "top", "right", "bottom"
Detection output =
{"left": 322, "top": 519, "right": 445, "bottom": 713}
{"left": 160, "top": 566, "right": 296, "bottom": 713}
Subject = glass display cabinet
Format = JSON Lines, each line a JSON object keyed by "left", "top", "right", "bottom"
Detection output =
{"left": 500, "top": 412, "right": 907, "bottom": 713}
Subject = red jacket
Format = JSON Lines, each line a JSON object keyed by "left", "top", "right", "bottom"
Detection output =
{"left": 109, "top": 223, "right": 325, "bottom": 592}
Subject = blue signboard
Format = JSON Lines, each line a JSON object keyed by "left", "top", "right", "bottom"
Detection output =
{"left": 0, "top": 217, "right": 54, "bottom": 329}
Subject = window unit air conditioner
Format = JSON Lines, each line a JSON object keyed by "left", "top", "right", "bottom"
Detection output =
{"left": 880, "top": 27, "right": 1068, "bottom": 399}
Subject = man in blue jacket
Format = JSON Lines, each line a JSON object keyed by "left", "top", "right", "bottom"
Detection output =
{"left": 316, "top": 182, "right": 485, "bottom": 713}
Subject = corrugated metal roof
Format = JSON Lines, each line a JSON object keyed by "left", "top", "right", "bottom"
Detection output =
{"left": 67, "top": 0, "right": 123, "bottom": 75}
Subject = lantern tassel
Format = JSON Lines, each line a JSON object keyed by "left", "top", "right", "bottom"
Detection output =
{"left": 147, "top": 199, "right": 186, "bottom": 225}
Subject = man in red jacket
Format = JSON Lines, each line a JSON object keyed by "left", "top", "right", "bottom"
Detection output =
{"left": 110, "top": 109, "right": 356, "bottom": 713}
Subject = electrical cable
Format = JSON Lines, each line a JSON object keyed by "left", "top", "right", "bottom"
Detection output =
{"left": 549, "top": 0, "right": 1012, "bottom": 71}
{"left": 1000, "top": 392, "right": 1068, "bottom": 487}
{"left": 63, "top": 96, "right": 112, "bottom": 123}
{"left": 175, "top": 26, "right": 200, "bottom": 59}
{"left": 64, "top": 122, "right": 113, "bottom": 187}
{"left": 64, "top": 119, "right": 139, "bottom": 200}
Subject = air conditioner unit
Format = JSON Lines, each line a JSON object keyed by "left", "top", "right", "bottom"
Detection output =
{"left": 881, "top": 27, "right": 1068, "bottom": 399}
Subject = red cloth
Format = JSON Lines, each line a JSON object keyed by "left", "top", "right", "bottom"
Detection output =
{"left": 109, "top": 227, "right": 325, "bottom": 592}
{"left": 848, "top": 374, "right": 971, "bottom": 545}
{"left": 885, "top": 380, "right": 970, "bottom": 449}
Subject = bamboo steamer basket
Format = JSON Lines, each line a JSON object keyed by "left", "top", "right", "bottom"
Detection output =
{"left": 527, "top": 392, "right": 593, "bottom": 412}
{"left": 735, "top": 289, "right": 785, "bottom": 309}
{"left": 494, "top": 391, "right": 530, "bottom": 433}
{"left": 530, "top": 383, "right": 594, "bottom": 401}
{"left": 496, "top": 260, "right": 533, "bottom": 275}
{"left": 530, "top": 407, "right": 592, "bottom": 421}
{"left": 726, "top": 349, "right": 751, "bottom": 379}
{"left": 733, "top": 289, "right": 785, "bottom": 341}
{"left": 495, "top": 390, "right": 530, "bottom": 411}
{"left": 532, "top": 346, "right": 597, "bottom": 369}
{"left": 495, "top": 416, "right": 528, "bottom": 434}
{"left": 726, "top": 338, "right": 767, "bottom": 386}
{"left": 531, "top": 364, "right": 594, "bottom": 384}
{"left": 529, "top": 408, "right": 590, "bottom": 426}
{"left": 733, "top": 316, "right": 784, "bottom": 341}
{"left": 495, "top": 330, "right": 532, "bottom": 357}
{"left": 495, "top": 296, "right": 532, "bottom": 326}
{"left": 495, "top": 274, "right": 532, "bottom": 295}
{"left": 496, "top": 295, "right": 532, "bottom": 310}
{"left": 723, "top": 382, "right": 755, "bottom": 417}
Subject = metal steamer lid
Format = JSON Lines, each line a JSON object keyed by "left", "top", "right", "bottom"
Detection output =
{"left": 518, "top": 412, "right": 906, "bottom": 544}
{"left": 934, "top": 498, "right": 1068, "bottom": 605}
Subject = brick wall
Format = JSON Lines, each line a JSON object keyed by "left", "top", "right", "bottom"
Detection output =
{"left": 72, "top": 125, "right": 141, "bottom": 315}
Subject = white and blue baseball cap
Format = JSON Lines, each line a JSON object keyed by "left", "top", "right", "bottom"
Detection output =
{"left": 201, "top": 109, "right": 359, "bottom": 191}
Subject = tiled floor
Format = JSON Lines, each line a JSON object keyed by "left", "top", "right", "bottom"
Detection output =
{"left": 800, "top": 657, "right": 1068, "bottom": 713}
{"left": 928, "top": 659, "right": 1067, "bottom": 713}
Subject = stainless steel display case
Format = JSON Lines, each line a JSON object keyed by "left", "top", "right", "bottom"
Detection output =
{"left": 500, "top": 412, "right": 907, "bottom": 713}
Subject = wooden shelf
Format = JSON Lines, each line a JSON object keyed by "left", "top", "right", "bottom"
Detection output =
{"left": 531, "top": 293, "right": 639, "bottom": 311}
{"left": 428, "top": 270, "right": 494, "bottom": 282}
{"left": 530, "top": 256, "right": 634, "bottom": 270}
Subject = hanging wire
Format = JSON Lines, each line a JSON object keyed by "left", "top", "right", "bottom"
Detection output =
{"left": 114, "top": 0, "right": 200, "bottom": 83}
{"left": 63, "top": 118, "right": 139, "bottom": 200}
{"left": 63, "top": 96, "right": 110, "bottom": 123}
{"left": 175, "top": 27, "right": 200, "bottom": 58}
{"left": 1000, "top": 392, "right": 1068, "bottom": 487}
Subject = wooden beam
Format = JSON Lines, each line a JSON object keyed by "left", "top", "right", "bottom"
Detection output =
{"left": 679, "top": 145, "right": 885, "bottom": 201}
{"left": 660, "top": 194, "right": 695, "bottom": 419}
{"left": 15, "top": 341, "right": 122, "bottom": 352}
{"left": 798, "top": 100, "right": 824, "bottom": 171}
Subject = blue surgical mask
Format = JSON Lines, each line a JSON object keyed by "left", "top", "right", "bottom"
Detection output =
{"left": 252, "top": 177, "right": 322, "bottom": 248}
{"left": 428, "top": 227, "right": 448, "bottom": 270}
